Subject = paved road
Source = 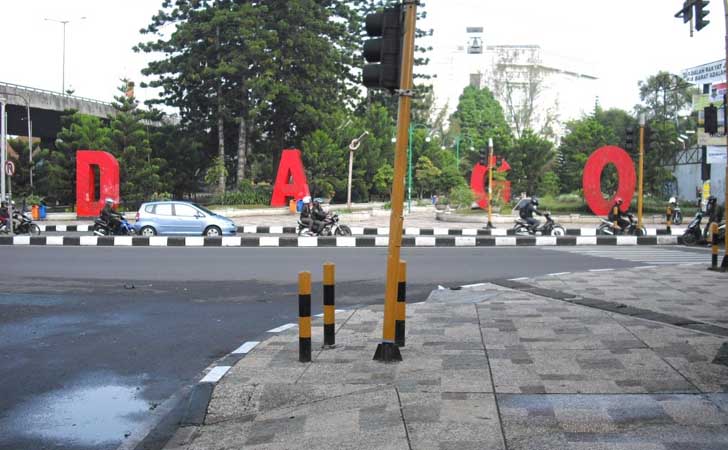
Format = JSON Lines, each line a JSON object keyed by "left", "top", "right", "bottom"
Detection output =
{"left": 0, "top": 246, "right": 711, "bottom": 450}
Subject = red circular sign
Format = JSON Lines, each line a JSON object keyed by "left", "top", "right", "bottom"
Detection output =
{"left": 582, "top": 146, "right": 636, "bottom": 216}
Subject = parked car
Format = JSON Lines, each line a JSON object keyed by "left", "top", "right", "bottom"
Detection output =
{"left": 133, "top": 201, "right": 237, "bottom": 237}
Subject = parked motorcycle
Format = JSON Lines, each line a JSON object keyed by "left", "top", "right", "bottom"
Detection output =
{"left": 597, "top": 214, "right": 646, "bottom": 236}
{"left": 0, "top": 210, "right": 41, "bottom": 235}
{"left": 297, "top": 213, "right": 352, "bottom": 237}
{"left": 670, "top": 202, "right": 683, "bottom": 225}
{"left": 682, "top": 210, "right": 725, "bottom": 245}
{"left": 93, "top": 215, "right": 135, "bottom": 236}
{"left": 512, "top": 212, "right": 566, "bottom": 236}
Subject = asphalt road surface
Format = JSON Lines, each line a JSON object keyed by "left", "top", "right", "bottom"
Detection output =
{"left": 0, "top": 245, "right": 710, "bottom": 450}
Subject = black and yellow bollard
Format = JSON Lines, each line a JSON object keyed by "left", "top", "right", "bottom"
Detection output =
{"left": 323, "top": 262, "right": 336, "bottom": 348}
{"left": 299, "top": 271, "right": 312, "bottom": 362}
{"left": 395, "top": 260, "right": 407, "bottom": 347}
{"left": 666, "top": 205, "right": 672, "bottom": 235}
{"left": 710, "top": 222, "right": 719, "bottom": 271}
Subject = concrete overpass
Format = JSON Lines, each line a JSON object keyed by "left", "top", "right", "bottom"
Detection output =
{"left": 0, "top": 81, "right": 116, "bottom": 140}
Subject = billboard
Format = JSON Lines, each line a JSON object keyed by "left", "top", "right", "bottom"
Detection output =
{"left": 682, "top": 59, "right": 726, "bottom": 85}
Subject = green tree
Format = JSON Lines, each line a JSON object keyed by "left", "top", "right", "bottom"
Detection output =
{"left": 449, "top": 85, "right": 512, "bottom": 171}
{"left": 372, "top": 163, "right": 394, "bottom": 199}
{"left": 414, "top": 156, "right": 441, "bottom": 198}
{"left": 557, "top": 116, "right": 615, "bottom": 194}
{"left": 539, "top": 171, "right": 560, "bottom": 197}
{"left": 35, "top": 111, "right": 110, "bottom": 205}
{"left": 107, "top": 81, "right": 163, "bottom": 206}
{"left": 301, "top": 129, "right": 346, "bottom": 200}
{"left": 148, "top": 124, "right": 206, "bottom": 198}
{"left": 509, "top": 129, "right": 555, "bottom": 196}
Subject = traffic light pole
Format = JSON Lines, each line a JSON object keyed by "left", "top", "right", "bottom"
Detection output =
{"left": 486, "top": 138, "right": 494, "bottom": 228}
{"left": 638, "top": 115, "right": 645, "bottom": 231}
{"left": 374, "top": 0, "right": 417, "bottom": 362}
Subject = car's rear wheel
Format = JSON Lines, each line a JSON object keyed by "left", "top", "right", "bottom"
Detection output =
{"left": 204, "top": 226, "right": 222, "bottom": 237}
{"left": 140, "top": 226, "right": 157, "bottom": 237}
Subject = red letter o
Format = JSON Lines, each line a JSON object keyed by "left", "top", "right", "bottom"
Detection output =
{"left": 582, "top": 146, "right": 636, "bottom": 216}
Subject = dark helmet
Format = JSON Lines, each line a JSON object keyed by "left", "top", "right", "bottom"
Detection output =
{"left": 531, "top": 197, "right": 539, "bottom": 206}
{"left": 614, "top": 197, "right": 623, "bottom": 206}
{"left": 707, "top": 195, "right": 717, "bottom": 205}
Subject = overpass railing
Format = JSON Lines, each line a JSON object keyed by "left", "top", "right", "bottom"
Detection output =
{"left": 0, "top": 81, "right": 112, "bottom": 107}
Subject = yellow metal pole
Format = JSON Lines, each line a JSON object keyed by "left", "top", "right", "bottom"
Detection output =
{"left": 323, "top": 262, "right": 336, "bottom": 347}
{"left": 394, "top": 260, "right": 407, "bottom": 347}
{"left": 374, "top": 0, "right": 417, "bottom": 362}
{"left": 298, "top": 271, "right": 312, "bottom": 363}
{"left": 637, "top": 115, "right": 645, "bottom": 231}
{"left": 487, "top": 138, "right": 494, "bottom": 228}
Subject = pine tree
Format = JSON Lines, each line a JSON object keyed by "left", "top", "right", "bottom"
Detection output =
{"left": 108, "top": 80, "right": 162, "bottom": 207}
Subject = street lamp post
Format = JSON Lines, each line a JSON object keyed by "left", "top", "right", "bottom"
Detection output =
{"left": 45, "top": 17, "right": 85, "bottom": 95}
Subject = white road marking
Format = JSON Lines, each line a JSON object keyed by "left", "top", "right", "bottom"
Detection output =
{"left": 199, "top": 366, "right": 231, "bottom": 383}
{"left": 267, "top": 323, "right": 297, "bottom": 333}
{"left": 589, "top": 268, "right": 615, "bottom": 272}
{"left": 231, "top": 341, "right": 259, "bottom": 355}
{"left": 460, "top": 282, "right": 486, "bottom": 288}
{"left": 509, "top": 277, "right": 530, "bottom": 281}
{"left": 548, "top": 272, "right": 571, "bottom": 276}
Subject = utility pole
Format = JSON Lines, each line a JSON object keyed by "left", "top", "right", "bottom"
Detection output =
{"left": 722, "top": 0, "right": 728, "bottom": 270}
{"left": 347, "top": 131, "right": 368, "bottom": 209}
{"left": 638, "top": 114, "right": 645, "bottom": 231}
{"left": 374, "top": 1, "right": 417, "bottom": 362}
{"left": 1, "top": 97, "right": 6, "bottom": 203}
{"left": 486, "top": 138, "right": 495, "bottom": 228}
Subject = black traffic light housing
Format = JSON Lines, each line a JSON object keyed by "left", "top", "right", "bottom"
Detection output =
{"left": 701, "top": 145, "right": 711, "bottom": 180}
{"left": 695, "top": 0, "right": 710, "bottom": 31}
{"left": 644, "top": 126, "right": 658, "bottom": 150}
{"left": 625, "top": 127, "right": 635, "bottom": 151}
{"left": 479, "top": 148, "right": 487, "bottom": 166}
{"left": 704, "top": 104, "right": 718, "bottom": 134}
{"left": 362, "top": 6, "right": 404, "bottom": 91}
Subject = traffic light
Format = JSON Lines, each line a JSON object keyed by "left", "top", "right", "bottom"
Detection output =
{"left": 704, "top": 104, "right": 718, "bottom": 134}
{"left": 362, "top": 6, "right": 404, "bottom": 91}
{"left": 479, "top": 148, "right": 487, "bottom": 166}
{"left": 625, "top": 127, "right": 635, "bottom": 151}
{"left": 695, "top": 0, "right": 710, "bottom": 31}
{"left": 644, "top": 126, "right": 658, "bottom": 150}
{"left": 701, "top": 145, "right": 711, "bottom": 180}
{"left": 676, "top": 0, "right": 693, "bottom": 23}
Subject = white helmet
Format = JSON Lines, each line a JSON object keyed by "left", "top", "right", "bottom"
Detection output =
{"left": 302, "top": 196, "right": 311, "bottom": 204}
{"left": 105, "top": 198, "right": 114, "bottom": 205}
{"left": 669, "top": 197, "right": 676, "bottom": 204}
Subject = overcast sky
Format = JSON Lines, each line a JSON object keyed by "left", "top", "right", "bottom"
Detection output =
{"left": 1, "top": 0, "right": 725, "bottom": 119}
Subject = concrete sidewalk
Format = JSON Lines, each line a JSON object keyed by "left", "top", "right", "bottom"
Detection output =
{"left": 166, "top": 266, "right": 728, "bottom": 449}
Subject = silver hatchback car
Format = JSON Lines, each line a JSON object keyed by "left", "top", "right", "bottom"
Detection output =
{"left": 133, "top": 201, "right": 237, "bottom": 237}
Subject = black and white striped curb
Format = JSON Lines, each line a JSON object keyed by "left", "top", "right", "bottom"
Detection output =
{"left": 38, "top": 224, "right": 684, "bottom": 236}
{"left": 1, "top": 234, "right": 682, "bottom": 247}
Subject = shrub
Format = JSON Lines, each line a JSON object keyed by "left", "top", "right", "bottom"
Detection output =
{"left": 448, "top": 185, "right": 475, "bottom": 209}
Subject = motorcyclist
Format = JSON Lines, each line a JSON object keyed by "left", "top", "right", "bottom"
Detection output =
{"left": 666, "top": 197, "right": 677, "bottom": 232}
{"left": 608, "top": 197, "right": 632, "bottom": 233}
{"left": 311, "top": 198, "right": 328, "bottom": 234}
{"left": 299, "top": 196, "right": 313, "bottom": 231}
{"left": 0, "top": 201, "right": 9, "bottom": 232}
{"left": 100, "top": 198, "right": 122, "bottom": 234}
{"left": 703, "top": 195, "right": 723, "bottom": 241}
{"left": 519, "top": 197, "right": 543, "bottom": 231}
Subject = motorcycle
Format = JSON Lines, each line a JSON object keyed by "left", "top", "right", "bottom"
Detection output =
{"left": 597, "top": 214, "right": 646, "bottom": 236}
{"left": 512, "top": 212, "right": 566, "bottom": 236}
{"left": 670, "top": 203, "right": 683, "bottom": 225}
{"left": 682, "top": 210, "right": 725, "bottom": 245}
{"left": 297, "top": 213, "right": 352, "bottom": 237}
{"left": 0, "top": 210, "right": 41, "bottom": 235}
{"left": 93, "top": 215, "right": 135, "bottom": 236}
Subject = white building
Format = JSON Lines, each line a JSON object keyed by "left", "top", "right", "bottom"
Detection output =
{"left": 425, "top": 27, "right": 599, "bottom": 143}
